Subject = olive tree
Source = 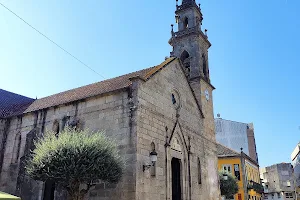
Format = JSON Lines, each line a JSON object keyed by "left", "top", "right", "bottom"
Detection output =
{"left": 26, "top": 128, "right": 124, "bottom": 200}
{"left": 219, "top": 172, "right": 239, "bottom": 199}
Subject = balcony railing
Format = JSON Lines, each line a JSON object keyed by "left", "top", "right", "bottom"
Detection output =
{"left": 247, "top": 180, "right": 264, "bottom": 194}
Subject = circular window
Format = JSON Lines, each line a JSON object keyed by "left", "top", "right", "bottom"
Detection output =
{"left": 171, "top": 90, "right": 181, "bottom": 110}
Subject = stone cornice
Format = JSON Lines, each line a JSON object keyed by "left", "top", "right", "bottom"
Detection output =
{"left": 175, "top": 3, "right": 202, "bottom": 16}
{"left": 170, "top": 27, "right": 211, "bottom": 48}
{"left": 189, "top": 76, "right": 215, "bottom": 90}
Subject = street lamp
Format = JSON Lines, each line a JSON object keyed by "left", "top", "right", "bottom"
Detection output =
{"left": 143, "top": 150, "right": 158, "bottom": 171}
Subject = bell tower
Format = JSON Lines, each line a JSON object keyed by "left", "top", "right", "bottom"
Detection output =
{"left": 169, "top": 0, "right": 215, "bottom": 137}
{"left": 169, "top": 0, "right": 210, "bottom": 82}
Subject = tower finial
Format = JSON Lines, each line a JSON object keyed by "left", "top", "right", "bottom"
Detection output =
{"left": 171, "top": 24, "right": 174, "bottom": 36}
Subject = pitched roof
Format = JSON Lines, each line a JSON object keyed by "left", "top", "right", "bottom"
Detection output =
{"left": 25, "top": 58, "right": 177, "bottom": 113}
{"left": 0, "top": 89, "right": 34, "bottom": 118}
{"left": 217, "top": 143, "right": 240, "bottom": 157}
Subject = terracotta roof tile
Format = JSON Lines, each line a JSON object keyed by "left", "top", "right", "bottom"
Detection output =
{"left": 25, "top": 58, "right": 176, "bottom": 113}
{"left": 0, "top": 89, "right": 34, "bottom": 118}
{"left": 217, "top": 143, "right": 240, "bottom": 157}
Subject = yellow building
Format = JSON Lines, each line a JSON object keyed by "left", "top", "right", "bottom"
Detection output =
{"left": 217, "top": 143, "right": 263, "bottom": 200}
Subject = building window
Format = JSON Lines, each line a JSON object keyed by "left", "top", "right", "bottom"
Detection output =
{"left": 184, "top": 17, "right": 189, "bottom": 29}
{"left": 285, "top": 193, "right": 293, "bottom": 199}
{"left": 238, "top": 194, "right": 242, "bottom": 200}
{"left": 234, "top": 164, "right": 240, "bottom": 180}
{"left": 172, "top": 94, "right": 176, "bottom": 104}
{"left": 222, "top": 164, "right": 232, "bottom": 174}
{"left": 180, "top": 50, "right": 190, "bottom": 78}
{"left": 198, "top": 157, "right": 202, "bottom": 184}
{"left": 52, "top": 119, "right": 60, "bottom": 137}
{"left": 171, "top": 90, "right": 181, "bottom": 110}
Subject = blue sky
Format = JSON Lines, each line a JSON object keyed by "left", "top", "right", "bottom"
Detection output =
{"left": 0, "top": 0, "right": 299, "bottom": 168}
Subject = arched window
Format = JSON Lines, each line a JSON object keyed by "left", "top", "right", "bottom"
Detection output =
{"left": 180, "top": 50, "right": 190, "bottom": 78}
{"left": 202, "top": 54, "right": 208, "bottom": 78}
{"left": 198, "top": 157, "right": 202, "bottom": 184}
{"left": 184, "top": 17, "right": 189, "bottom": 29}
{"left": 172, "top": 94, "right": 177, "bottom": 105}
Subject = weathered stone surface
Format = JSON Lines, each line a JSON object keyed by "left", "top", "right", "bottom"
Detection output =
{"left": 0, "top": 2, "right": 220, "bottom": 200}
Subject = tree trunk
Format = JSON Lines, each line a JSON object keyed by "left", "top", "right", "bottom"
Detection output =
{"left": 67, "top": 181, "right": 87, "bottom": 200}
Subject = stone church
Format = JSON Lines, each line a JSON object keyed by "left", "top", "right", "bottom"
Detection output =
{"left": 0, "top": 0, "right": 220, "bottom": 199}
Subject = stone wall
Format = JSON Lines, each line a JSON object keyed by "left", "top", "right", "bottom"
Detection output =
{"left": 0, "top": 119, "right": 10, "bottom": 177}
{"left": 0, "top": 90, "right": 136, "bottom": 200}
{"left": 134, "top": 60, "right": 219, "bottom": 200}
{"left": 247, "top": 124, "right": 259, "bottom": 163}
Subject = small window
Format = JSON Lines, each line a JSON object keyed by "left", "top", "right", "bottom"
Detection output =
{"left": 222, "top": 164, "right": 232, "bottom": 174}
{"left": 198, "top": 157, "right": 202, "bottom": 184}
{"left": 52, "top": 119, "right": 60, "bottom": 137}
{"left": 172, "top": 94, "right": 177, "bottom": 105}
{"left": 180, "top": 50, "right": 190, "bottom": 78}
{"left": 171, "top": 90, "right": 181, "bottom": 110}
{"left": 285, "top": 193, "right": 293, "bottom": 199}
{"left": 184, "top": 17, "right": 189, "bottom": 29}
{"left": 238, "top": 194, "right": 242, "bottom": 200}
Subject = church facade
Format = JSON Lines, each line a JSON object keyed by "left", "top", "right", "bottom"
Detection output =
{"left": 0, "top": 1, "right": 221, "bottom": 199}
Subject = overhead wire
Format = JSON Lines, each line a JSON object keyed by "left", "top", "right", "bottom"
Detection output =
{"left": 0, "top": 2, "right": 106, "bottom": 79}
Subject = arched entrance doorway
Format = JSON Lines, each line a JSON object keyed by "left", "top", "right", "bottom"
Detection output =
{"left": 172, "top": 158, "right": 182, "bottom": 200}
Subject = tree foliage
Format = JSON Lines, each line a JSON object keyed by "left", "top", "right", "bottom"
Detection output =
{"left": 219, "top": 172, "right": 239, "bottom": 199}
{"left": 26, "top": 128, "right": 125, "bottom": 200}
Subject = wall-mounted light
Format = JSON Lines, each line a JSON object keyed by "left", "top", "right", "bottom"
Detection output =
{"left": 143, "top": 150, "right": 157, "bottom": 172}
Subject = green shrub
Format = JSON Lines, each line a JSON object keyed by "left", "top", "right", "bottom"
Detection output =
{"left": 26, "top": 128, "right": 125, "bottom": 200}
{"left": 219, "top": 172, "right": 239, "bottom": 199}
